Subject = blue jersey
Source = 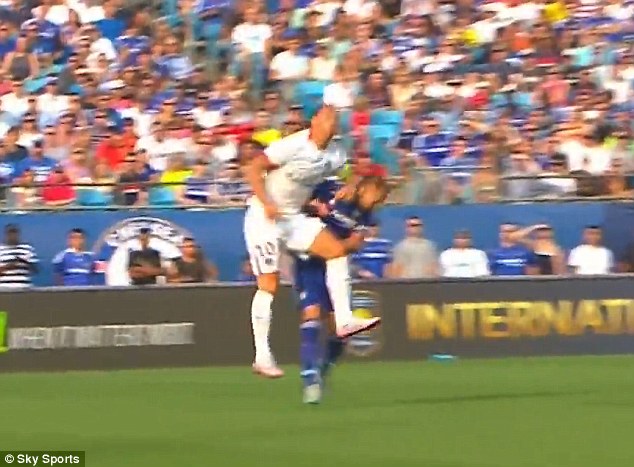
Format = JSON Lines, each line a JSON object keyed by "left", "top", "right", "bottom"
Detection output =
{"left": 294, "top": 179, "right": 375, "bottom": 311}
{"left": 488, "top": 245, "right": 535, "bottom": 276}
{"left": 352, "top": 238, "right": 392, "bottom": 278}
{"left": 52, "top": 249, "right": 96, "bottom": 286}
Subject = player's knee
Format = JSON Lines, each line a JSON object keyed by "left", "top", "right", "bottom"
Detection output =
{"left": 310, "top": 230, "right": 346, "bottom": 260}
{"left": 257, "top": 273, "right": 278, "bottom": 294}
{"left": 302, "top": 305, "right": 321, "bottom": 322}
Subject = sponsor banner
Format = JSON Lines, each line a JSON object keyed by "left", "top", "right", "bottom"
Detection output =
{"left": 1, "top": 276, "right": 634, "bottom": 372}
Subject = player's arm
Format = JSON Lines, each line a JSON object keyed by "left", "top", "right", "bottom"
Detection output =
{"left": 242, "top": 152, "right": 279, "bottom": 217}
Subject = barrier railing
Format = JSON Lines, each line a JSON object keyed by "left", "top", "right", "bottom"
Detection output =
{"left": 0, "top": 168, "right": 630, "bottom": 211}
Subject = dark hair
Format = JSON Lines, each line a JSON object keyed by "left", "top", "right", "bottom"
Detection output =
{"left": 70, "top": 228, "right": 85, "bottom": 235}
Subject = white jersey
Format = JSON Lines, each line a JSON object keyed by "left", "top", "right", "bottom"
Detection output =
{"left": 249, "top": 130, "right": 346, "bottom": 215}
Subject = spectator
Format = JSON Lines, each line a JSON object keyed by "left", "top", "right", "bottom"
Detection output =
{"left": 237, "top": 254, "right": 256, "bottom": 282}
{"left": 52, "top": 228, "right": 95, "bottom": 286}
{"left": 568, "top": 226, "right": 614, "bottom": 275}
{"left": 0, "top": 224, "right": 38, "bottom": 288}
{"left": 391, "top": 216, "right": 438, "bottom": 278}
{"left": 127, "top": 227, "right": 163, "bottom": 286}
{"left": 11, "top": 167, "right": 38, "bottom": 208}
{"left": 439, "top": 230, "right": 489, "bottom": 278}
{"left": 512, "top": 224, "right": 565, "bottom": 275}
{"left": 182, "top": 159, "right": 213, "bottom": 205}
{"left": 351, "top": 222, "right": 392, "bottom": 279}
{"left": 16, "top": 139, "right": 56, "bottom": 183}
{"left": 308, "top": 41, "right": 336, "bottom": 81}
{"left": 269, "top": 35, "right": 309, "bottom": 102}
{"left": 488, "top": 222, "right": 537, "bottom": 276}
{"left": 168, "top": 237, "right": 218, "bottom": 283}
{"left": 2, "top": 36, "right": 38, "bottom": 80}
{"left": 116, "top": 153, "right": 146, "bottom": 206}
{"left": 42, "top": 165, "right": 75, "bottom": 207}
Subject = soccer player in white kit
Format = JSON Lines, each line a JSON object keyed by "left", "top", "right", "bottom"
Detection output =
{"left": 243, "top": 106, "right": 381, "bottom": 378}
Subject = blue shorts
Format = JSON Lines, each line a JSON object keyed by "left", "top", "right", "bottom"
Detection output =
{"left": 293, "top": 255, "right": 333, "bottom": 312}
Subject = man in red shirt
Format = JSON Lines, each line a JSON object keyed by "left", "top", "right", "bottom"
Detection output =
{"left": 95, "top": 124, "right": 127, "bottom": 171}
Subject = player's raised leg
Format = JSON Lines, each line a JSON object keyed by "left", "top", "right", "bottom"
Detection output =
{"left": 308, "top": 229, "right": 381, "bottom": 339}
{"left": 243, "top": 206, "right": 284, "bottom": 378}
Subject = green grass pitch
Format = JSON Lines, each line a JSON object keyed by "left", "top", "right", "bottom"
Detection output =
{"left": 1, "top": 356, "right": 633, "bottom": 467}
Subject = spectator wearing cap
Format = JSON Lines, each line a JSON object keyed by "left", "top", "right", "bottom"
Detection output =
{"left": 95, "top": 123, "right": 126, "bottom": 171}
{"left": 390, "top": 216, "right": 438, "bottom": 278}
{"left": 351, "top": 222, "right": 393, "bottom": 279}
{"left": 568, "top": 226, "right": 614, "bottom": 275}
{"left": 182, "top": 159, "right": 213, "bottom": 205}
{"left": 16, "top": 139, "right": 56, "bottom": 184}
{"left": 440, "top": 230, "right": 489, "bottom": 278}
{"left": 42, "top": 165, "right": 75, "bottom": 207}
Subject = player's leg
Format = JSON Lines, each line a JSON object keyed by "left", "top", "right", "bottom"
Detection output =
{"left": 244, "top": 207, "right": 284, "bottom": 378}
{"left": 322, "top": 312, "right": 345, "bottom": 381}
{"left": 294, "top": 257, "right": 326, "bottom": 404}
{"left": 307, "top": 228, "right": 381, "bottom": 339}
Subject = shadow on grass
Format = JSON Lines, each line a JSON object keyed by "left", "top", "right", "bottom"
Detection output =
{"left": 395, "top": 390, "right": 594, "bottom": 406}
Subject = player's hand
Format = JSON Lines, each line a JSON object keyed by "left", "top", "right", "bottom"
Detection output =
{"left": 264, "top": 202, "right": 279, "bottom": 220}
{"left": 335, "top": 184, "right": 355, "bottom": 201}
{"left": 358, "top": 269, "right": 376, "bottom": 279}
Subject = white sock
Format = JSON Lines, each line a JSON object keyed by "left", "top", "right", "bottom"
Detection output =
{"left": 326, "top": 256, "right": 353, "bottom": 328}
{"left": 251, "top": 290, "right": 273, "bottom": 365}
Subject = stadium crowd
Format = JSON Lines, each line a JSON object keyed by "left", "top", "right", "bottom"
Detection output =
{"left": 0, "top": 0, "right": 629, "bottom": 208}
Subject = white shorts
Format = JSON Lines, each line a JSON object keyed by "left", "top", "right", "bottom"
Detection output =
{"left": 277, "top": 213, "right": 324, "bottom": 253}
{"left": 244, "top": 203, "right": 281, "bottom": 276}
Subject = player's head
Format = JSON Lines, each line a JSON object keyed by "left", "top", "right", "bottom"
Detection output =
{"left": 355, "top": 175, "right": 388, "bottom": 211}
{"left": 68, "top": 228, "right": 86, "bottom": 250}
{"left": 310, "top": 105, "right": 337, "bottom": 150}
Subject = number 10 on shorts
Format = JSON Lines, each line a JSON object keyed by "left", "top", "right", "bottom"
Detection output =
{"left": 0, "top": 311, "right": 7, "bottom": 353}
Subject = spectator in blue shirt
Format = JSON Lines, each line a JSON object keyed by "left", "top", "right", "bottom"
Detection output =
{"left": 488, "top": 222, "right": 537, "bottom": 276}
{"left": 0, "top": 22, "right": 15, "bottom": 61}
{"left": 16, "top": 140, "right": 56, "bottom": 183}
{"left": 412, "top": 118, "right": 451, "bottom": 166}
{"left": 52, "top": 228, "right": 96, "bottom": 286}
{"left": 352, "top": 223, "right": 393, "bottom": 279}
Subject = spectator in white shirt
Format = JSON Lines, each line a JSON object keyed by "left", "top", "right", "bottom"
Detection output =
{"left": 568, "top": 226, "right": 614, "bottom": 275}
{"left": 323, "top": 65, "right": 357, "bottom": 109}
{"left": 269, "top": 36, "right": 309, "bottom": 102}
{"left": 440, "top": 230, "right": 490, "bottom": 278}
{"left": 309, "top": 42, "right": 337, "bottom": 81}
{"left": 230, "top": 6, "right": 271, "bottom": 82}
{"left": 135, "top": 123, "right": 181, "bottom": 173}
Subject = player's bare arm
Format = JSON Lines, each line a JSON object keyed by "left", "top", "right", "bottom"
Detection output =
{"left": 243, "top": 153, "right": 279, "bottom": 220}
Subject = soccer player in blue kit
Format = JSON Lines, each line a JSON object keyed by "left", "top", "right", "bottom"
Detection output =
{"left": 293, "top": 174, "right": 389, "bottom": 404}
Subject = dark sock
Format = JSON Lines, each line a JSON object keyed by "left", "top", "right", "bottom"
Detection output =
{"left": 325, "top": 336, "right": 345, "bottom": 367}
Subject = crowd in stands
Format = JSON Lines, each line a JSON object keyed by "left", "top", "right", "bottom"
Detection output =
{"left": 0, "top": 0, "right": 631, "bottom": 209}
